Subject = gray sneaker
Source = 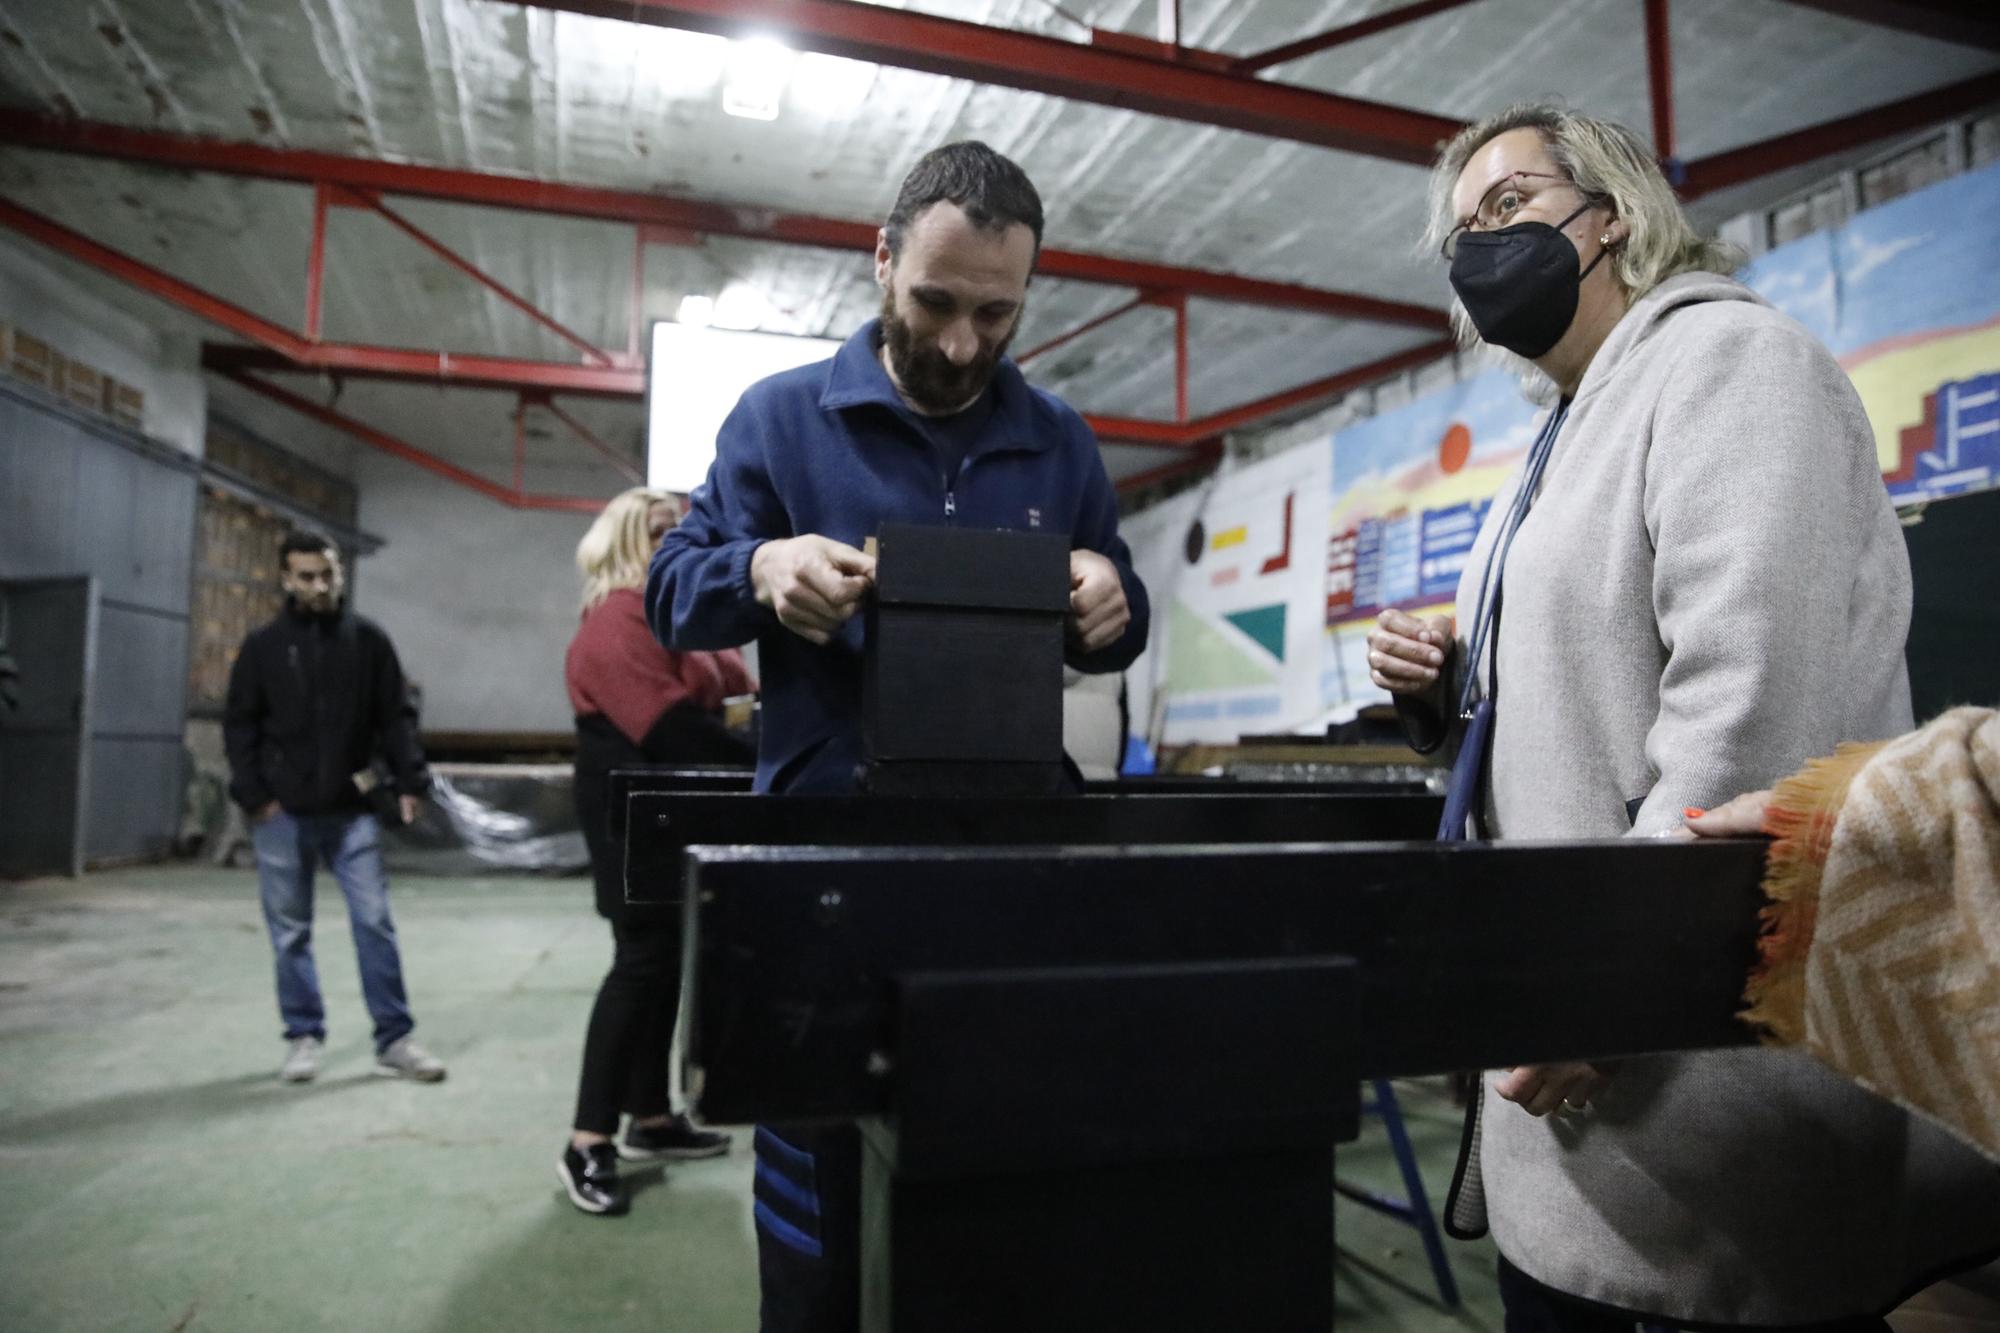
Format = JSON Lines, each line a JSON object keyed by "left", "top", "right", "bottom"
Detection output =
{"left": 280, "top": 1036, "right": 323, "bottom": 1083}
{"left": 374, "top": 1036, "right": 446, "bottom": 1083}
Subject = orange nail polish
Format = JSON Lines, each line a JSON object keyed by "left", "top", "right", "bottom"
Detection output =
{"left": 1684, "top": 807, "right": 1705, "bottom": 819}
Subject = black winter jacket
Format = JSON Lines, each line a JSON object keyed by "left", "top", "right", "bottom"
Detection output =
{"left": 223, "top": 603, "right": 429, "bottom": 816}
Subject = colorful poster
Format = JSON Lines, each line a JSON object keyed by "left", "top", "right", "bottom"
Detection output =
{"left": 1743, "top": 158, "right": 2000, "bottom": 503}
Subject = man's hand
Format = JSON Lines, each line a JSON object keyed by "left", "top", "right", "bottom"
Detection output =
{"left": 399, "top": 794, "right": 422, "bottom": 826}
{"left": 751, "top": 536, "right": 877, "bottom": 645}
{"left": 1367, "top": 609, "right": 1454, "bottom": 695}
{"left": 1684, "top": 790, "right": 1772, "bottom": 838}
{"left": 1496, "top": 1061, "right": 1610, "bottom": 1117}
{"left": 1068, "top": 549, "right": 1130, "bottom": 655}
{"left": 255, "top": 800, "right": 282, "bottom": 824}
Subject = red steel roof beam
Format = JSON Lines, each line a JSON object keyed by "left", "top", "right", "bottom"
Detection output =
{"left": 0, "top": 194, "right": 314, "bottom": 359}
{"left": 514, "top": 0, "right": 1465, "bottom": 164}
{"left": 0, "top": 193, "right": 649, "bottom": 398}
{"left": 1016, "top": 295, "right": 1152, "bottom": 366}
{"left": 1091, "top": 336, "right": 1457, "bottom": 446}
{"left": 1192, "top": 336, "right": 1458, "bottom": 440}
{"left": 0, "top": 112, "right": 1447, "bottom": 332}
{"left": 512, "top": 398, "right": 527, "bottom": 493}
{"left": 1040, "top": 253, "right": 1444, "bottom": 330}
{"left": 536, "top": 395, "right": 647, "bottom": 484}
{"left": 1230, "top": 0, "right": 1484, "bottom": 75}
{"left": 220, "top": 370, "right": 607, "bottom": 513}
{"left": 205, "top": 334, "right": 1459, "bottom": 452}
{"left": 1645, "top": 0, "right": 1675, "bottom": 166}
{"left": 201, "top": 343, "right": 644, "bottom": 397}
{"left": 1679, "top": 69, "right": 2000, "bottom": 199}
{"left": 305, "top": 183, "right": 329, "bottom": 341}
{"left": 342, "top": 186, "right": 617, "bottom": 367}
{"left": 1765, "top": 0, "right": 2000, "bottom": 51}
{"left": 1172, "top": 294, "right": 1189, "bottom": 424}
{"left": 0, "top": 156, "right": 1449, "bottom": 453}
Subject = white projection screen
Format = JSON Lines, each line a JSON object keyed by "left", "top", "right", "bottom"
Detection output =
{"left": 647, "top": 322, "right": 843, "bottom": 494}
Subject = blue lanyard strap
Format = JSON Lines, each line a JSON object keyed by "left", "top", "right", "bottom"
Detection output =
{"left": 1456, "top": 402, "right": 1568, "bottom": 718}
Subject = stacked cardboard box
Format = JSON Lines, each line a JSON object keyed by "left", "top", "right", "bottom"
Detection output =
{"left": 61, "top": 357, "right": 102, "bottom": 412}
{"left": 102, "top": 376, "right": 144, "bottom": 428}
{"left": 0, "top": 321, "right": 145, "bottom": 430}
{"left": 2, "top": 324, "right": 54, "bottom": 387}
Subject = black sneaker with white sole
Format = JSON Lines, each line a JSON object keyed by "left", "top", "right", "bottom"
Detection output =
{"left": 557, "top": 1143, "right": 626, "bottom": 1215}
{"left": 620, "top": 1113, "right": 731, "bottom": 1162}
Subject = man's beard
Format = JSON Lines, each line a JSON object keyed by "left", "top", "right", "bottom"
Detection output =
{"left": 288, "top": 591, "right": 340, "bottom": 617}
{"left": 879, "top": 290, "right": 1017, "bottom": 415}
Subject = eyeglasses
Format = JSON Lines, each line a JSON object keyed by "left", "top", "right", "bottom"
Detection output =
{"left": 1441, "top": 171, "right": 1586, "bottom": 260}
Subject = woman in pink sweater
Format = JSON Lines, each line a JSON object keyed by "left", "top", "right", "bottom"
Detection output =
{"left": 557, "top": 487, "right": 755, "bottom": 1216}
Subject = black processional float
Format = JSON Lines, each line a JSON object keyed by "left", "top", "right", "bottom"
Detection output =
{"left": 621, "top": 524, "right": 1770, "bottom": 1333}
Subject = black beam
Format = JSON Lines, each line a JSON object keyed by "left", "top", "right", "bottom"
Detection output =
{"left": 625, "top": 790, "right": 1445, "bottom": 906}
{"left": 1769, "top": 0, "right": 2000, "bottom": 51}
{"left": 680, "top": 838, "right": 1769, "bottom": 1123}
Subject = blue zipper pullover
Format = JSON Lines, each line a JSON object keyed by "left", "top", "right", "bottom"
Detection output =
{"left": 646, "top": 319, "right": 1150, "bottom": 795}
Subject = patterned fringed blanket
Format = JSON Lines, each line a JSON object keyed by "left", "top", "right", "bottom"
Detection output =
{"left": 1746, "top": 706, "right": 2000, "bottom": 1162}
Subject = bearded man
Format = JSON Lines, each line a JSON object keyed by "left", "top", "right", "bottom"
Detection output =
{"left": 648, "top": 140, "right": 1148, "bottom": 1331}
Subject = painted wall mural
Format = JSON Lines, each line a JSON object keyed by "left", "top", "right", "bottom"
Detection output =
{"left": 1741, "top": 160, "right": 2000, "bottom": 503}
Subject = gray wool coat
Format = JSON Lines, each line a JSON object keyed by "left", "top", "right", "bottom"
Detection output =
{"left": 1405, "top": 273, "right": 2000, "bottom": 1324}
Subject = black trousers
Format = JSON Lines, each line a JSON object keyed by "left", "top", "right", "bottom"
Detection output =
{"left": 571, "top": 913, "right": 677, "bottom": 1136}
{"left": 754, "top": 1122, "right": 863, "bottom": 1333}
{"left": 1498, "top": 1256, "right": 1894, "bottom": 1333}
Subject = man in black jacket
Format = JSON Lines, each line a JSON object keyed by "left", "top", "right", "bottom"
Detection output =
{"left": 224, "top": 531, "right": 445, "bottom": 1085}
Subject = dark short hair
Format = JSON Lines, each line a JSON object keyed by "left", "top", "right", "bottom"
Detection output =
{"left": 279, "top": 530, "right": 335, "bottom": 569}
{"left": 884, "top": 141, "right": 1044, "bottom": 264}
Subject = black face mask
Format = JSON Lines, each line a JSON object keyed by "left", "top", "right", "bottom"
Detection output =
{"left": 1448, "top": 202, "right": 1608, "bottom": 359}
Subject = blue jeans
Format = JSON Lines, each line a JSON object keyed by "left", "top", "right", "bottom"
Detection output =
{"left": 252, "top": 810, "right": 415, "bottom": 1054}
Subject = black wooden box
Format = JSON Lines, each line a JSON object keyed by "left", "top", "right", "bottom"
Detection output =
{"left": 862, "top": 523, "right": 1071, "bottom": 795}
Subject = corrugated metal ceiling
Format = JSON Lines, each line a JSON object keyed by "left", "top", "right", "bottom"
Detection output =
{"left": 0, "top": 0, "right": 1993, "bottom": 487}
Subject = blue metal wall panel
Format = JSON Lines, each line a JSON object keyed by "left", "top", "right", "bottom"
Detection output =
{"left": 0, "top": 383, "right": 196, "bottom": 865}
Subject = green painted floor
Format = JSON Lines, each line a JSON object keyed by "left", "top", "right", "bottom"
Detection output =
{"left": 0, "top": 865, "right": 1502, "bottom": 1332}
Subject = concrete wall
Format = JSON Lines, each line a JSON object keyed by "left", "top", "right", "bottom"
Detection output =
{"left": 0, "top": 236, "right": 207, "bottom": 458}
{"left": 348, "top": 453, "right": 592, "bottom": 733}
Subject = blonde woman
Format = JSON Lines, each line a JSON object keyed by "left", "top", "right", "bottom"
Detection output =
{"left": 1369, "top": 104, "right": 2000, "bottom": 1328}
{"left": 558, "top": 487, "right": 754, "bottom": 1216}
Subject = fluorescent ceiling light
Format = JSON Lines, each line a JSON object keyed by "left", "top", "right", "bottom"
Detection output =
{"left": 722, "top": 37, "right": 795, "bottom": 120}
{"left": 574, "top": 21, "right": 728, "bottom": 99}
{"left": 676, "top": 294, "right": 715, "bottom": 328}
{"left": 788, "top": 53, "right": 876, "bottom": 118}
{"left": 711, "top": 282, "right": 773, "bottom": 331}
{"left": 648, "top": 323, "right": 841, "bottom": 493}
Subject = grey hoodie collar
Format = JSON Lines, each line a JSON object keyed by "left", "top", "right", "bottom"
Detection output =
{"left": 1570, "top": 271, "right": 1768, "bottom": 408}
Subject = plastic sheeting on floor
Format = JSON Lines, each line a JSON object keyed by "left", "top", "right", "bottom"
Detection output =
{"left": 383, "top": 763, "right": 587, "bottom": 876}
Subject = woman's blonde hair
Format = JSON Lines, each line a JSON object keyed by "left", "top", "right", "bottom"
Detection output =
{"left": 1424, "top": 102, "right": 1741, "bottom": 350}
{"left": 577, "top": 486, "right": 676, "bottom": 610}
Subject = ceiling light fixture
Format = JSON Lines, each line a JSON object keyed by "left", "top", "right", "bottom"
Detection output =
{"left": 787, "top": 52, "right": 876, "bottom": 118}
{"left": 711, "top": 283, "right": 773, "bottom": 331}
{"left": 721, "top": 37, "right": 796, "bottom": 121}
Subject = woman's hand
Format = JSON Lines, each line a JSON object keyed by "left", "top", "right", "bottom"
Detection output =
{"left": 1684, "top": 791, "right": 1772, "bottom": 838}
{"left": 1496, "top": 1061, "right": 1611, "bottom": 1117}
{"left": 1367, "top": 609, "right": 1454, "bottom": 696}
